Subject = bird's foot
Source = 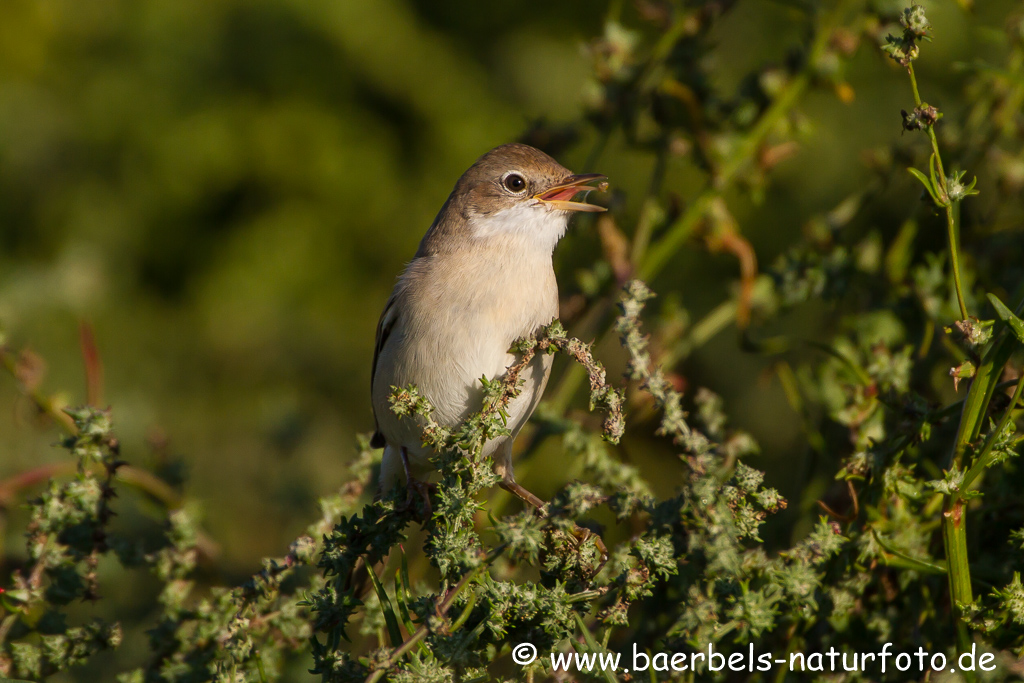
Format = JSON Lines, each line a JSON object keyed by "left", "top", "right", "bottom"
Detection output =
{"left": 400, "top": 478, "right": 436, "bottom": 522}
{"left": 397, "top": 447, "right": 435, "bottom": 521}
{"left": 569, "top": 524, "right": 608, "bottom": 560}
{"left": 500, "top": 479, "right": 608, "bottom": 564}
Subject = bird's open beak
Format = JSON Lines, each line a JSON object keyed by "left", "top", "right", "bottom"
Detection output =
{"left": 534, "top": 173, "right": 608, "bottom": 212}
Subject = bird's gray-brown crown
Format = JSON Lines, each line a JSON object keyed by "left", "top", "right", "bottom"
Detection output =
{"left": 416, "top": 143, "right": 606, "bottom": 256}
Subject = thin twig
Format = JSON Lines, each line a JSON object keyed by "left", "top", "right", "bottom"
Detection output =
{"left": 0, "top": 344, "right": 77, "bottom": 433}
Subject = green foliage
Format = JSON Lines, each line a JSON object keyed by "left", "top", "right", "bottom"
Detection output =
{"left": 2, "top": 1, "right": 1024, "bottom": 682}
{"left": 0, "top": 408, "right": 124, "bottom": 679}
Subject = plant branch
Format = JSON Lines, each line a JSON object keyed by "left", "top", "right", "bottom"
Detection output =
{"left": 363, "top": 548, "right": 502, "bottom": 683}
{"left": 907, "top": 63, "right": 968, "bottom": 320}
{"left": 0, "top": 343, "right": 77, "bottom": 433}
{"left": 955, "top": 371, "right": 1024, "bottom": 500}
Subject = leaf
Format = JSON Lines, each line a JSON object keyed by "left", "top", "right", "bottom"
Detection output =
{"left": 572, "top": 613, "right": 619, "bottom": 683}
{"left": 885, "top": 219, "right": 917, "bottom": 283}
{"left": 394, "top": 550, "right": 431, "bottom": 656}
{"left": 394, "top": 569, "right": 414, "bottom": 635}
{"left": 907, "top": 167, "right": 941, "bottom": 206}
{"left": 367, "top": 566, "right": 405, "bottom": 649}
{"left": 871, "top": 528, "right": 947, "bottom": 575}
{"left": 950, "top": 360, "right": 976, "bottom": 392}
{"left": 448, "top": 588, "right": 478, "bottom": 631}
{"left": 987, "top": 293, "right": 1024, "bottom": 346}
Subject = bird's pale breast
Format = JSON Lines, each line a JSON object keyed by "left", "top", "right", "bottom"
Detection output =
{"left": 372, "top": 240, "right": 558, "bottom": 477}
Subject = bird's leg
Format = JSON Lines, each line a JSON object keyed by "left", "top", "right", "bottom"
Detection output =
{"left": 499, "top": 479, "right": 608, "bottom": 560}
{"left": 499, "top": 480, "right": 548, "bottom": 512}
{"left": 400, "top": 448, "right": 434, "bottom": 520}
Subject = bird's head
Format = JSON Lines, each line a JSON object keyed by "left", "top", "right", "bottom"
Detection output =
{"left": 462, "top": 143, "right": 607, "bottom": 216}
{"left": 422, "top": 143, "right": 607, "bottom": 254}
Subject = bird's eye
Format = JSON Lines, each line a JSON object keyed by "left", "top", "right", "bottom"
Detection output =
{"left": 503, "top": 173, "right": 526, "bottom": 193}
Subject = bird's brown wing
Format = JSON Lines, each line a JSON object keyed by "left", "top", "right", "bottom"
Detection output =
{"left": 370, "top": 293, "right": 399, "bottom": 448}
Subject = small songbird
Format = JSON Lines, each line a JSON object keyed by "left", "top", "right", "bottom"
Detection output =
{"left": 370, "top": 143, "right": 606, "bottom": 509}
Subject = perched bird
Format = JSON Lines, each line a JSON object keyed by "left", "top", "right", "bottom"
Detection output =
{"left": 370, "top": 143, "right": 606, "bottom": 509}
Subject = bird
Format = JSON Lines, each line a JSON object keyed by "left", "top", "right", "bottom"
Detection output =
{"left": 370, "top": 142, "right": 607, "bottom": 511}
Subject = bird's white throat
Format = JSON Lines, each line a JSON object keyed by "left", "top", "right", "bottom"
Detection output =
{"left": 470, "top": 201, "right": 570, "bottom": 253}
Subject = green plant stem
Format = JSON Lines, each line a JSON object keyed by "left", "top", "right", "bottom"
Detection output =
{"left": 907, "top": 59, "right": 986, "bottom": 659}
{"left": 639, "top": 192, "right": 715, "bottom": 281}
{"left": 929, "top": 379, "right": 1017, "bottom": 422}
{"left": 907, "top": 63, "right": 969, "bottom": 320}
{"left": 950, "top": 333, "right": 1017, "bottom": 470}
{"left": 662, "top": 299, "right": 738, "bottom": 368}
{"left": 907, "top": 61, "right": 923, "bottom": 104}
{"left": 956, "top": 372, "right": 1024, "bottom": 500}
{"left": 942, "top": 498, "right": 973, "bottom": 653}
{"left": 945, "top": 201, "right": 969, "bottom": 320}
{"left": 254, "top": 652, "right": 268, "bottom": 683}
{"left": 907, "top": 65, "right": 947, "bottom": 182}
{"left": 448, "top": 590, "right": 479, "bottom": 631}
{"left": 939, "top": 324, "right": 1018, "bottom": 660}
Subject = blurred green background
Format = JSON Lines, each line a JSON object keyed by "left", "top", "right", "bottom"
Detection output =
{"left": 0, "top": 0, "right": 1020, "bottom": 674}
